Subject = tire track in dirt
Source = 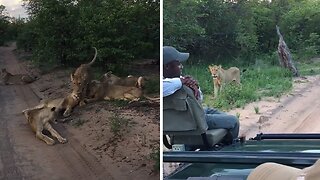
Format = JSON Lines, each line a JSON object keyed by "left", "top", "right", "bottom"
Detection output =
{"left": 239, "top": 75, "right": 320, "bottom": 139}
{"left": 0, "top": 96, "right": 23, "bottom": 179}
{"left": 262, "top": 77, "right": 320, "bottom": 133}
{"left": 293, "top": 103, "right": 320, "bottom": 132}
{"left": 0, "top": 45, "right": 114, "bottom": 180}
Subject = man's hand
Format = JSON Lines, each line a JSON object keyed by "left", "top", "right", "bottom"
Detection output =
{"left": 180, "top": 76, "right": 200, "bottom": 99}
{"left": 180, "top": 76, "right": 199, "bottom": 87}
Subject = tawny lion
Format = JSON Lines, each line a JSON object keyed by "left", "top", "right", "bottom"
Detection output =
{"left": 1, "top": 68, "right": 37, "bottom": 85}
{"left": 70, "top": 47, "right": 97, "bottom": 99}
{"left": 32, "top": 92, "right": 81, "bottom": 118}
{"left": 84, "top": 78, "right": 159, "bottom": 103}
{"left": 22, "top": 105, "right": 67, "bottom": 145}
{"left": 208, "top": 65, "right": 241, "bottom": 98}
{"left": 101, "top": 71, "right": 145, "bottom": 88}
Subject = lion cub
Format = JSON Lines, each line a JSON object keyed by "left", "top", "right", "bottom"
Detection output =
{"left": 22, "top": 105, "right": 67, "bottom": 145}
{"left": 208, "top": 65, "right": 241, "bottom": 97}
{"left": 1, "top": 68, "right": 37, "bottom": 85}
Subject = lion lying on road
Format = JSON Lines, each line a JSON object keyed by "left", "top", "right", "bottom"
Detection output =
{"left": 32, "top": 92, "right": 80, "bottom": 118}
{"left": 101, "top": 71, "right": 145, "bottom": 88}
{"left": 208, "top": 65, "right": 241, "bottom": 98}
{"left": 1, "top": 68, "right": 37, "bottom": 85}
{"left": 22, "top": 105, "right": 67, "bottom": 145}
{"left": 84, "top": 79, "right": 159, "bottom": 103}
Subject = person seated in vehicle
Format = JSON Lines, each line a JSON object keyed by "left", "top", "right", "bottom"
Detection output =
{"left": 163, "top": 46, "right": 240, "bottom": 142}
{"left": 247, "top": 159, "right": 320, "bottom": 180}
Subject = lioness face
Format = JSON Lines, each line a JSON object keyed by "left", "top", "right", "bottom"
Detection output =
{"left": 102, "top": 71, "right": 120, "bottom": 85}
{"left": 70, "top": 73, "right": 89, "bottom": 95}
{"left": 209, "top": 65, "right": 221, "bottom": 79}
{"left": 48, "top": 107, "right": 59, "bottom": 123}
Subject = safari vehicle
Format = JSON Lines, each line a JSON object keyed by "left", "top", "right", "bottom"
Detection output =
{"left": 164, "top": 133, "right": 320, "bottom": 179}
{"left": 163, "top": 86, "right": 320, "bottom": 179}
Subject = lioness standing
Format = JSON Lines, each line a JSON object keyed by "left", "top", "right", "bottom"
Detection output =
{"left": 70, "top": 47, "right": 97, "bottom": 99}
{"left": 1, "top": 68, "right": 37, "bottom": 85}
{"left": 208, "top": 65, "right": 241, "bottom": 98}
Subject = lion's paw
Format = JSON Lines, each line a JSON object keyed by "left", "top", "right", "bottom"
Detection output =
{"left": 45, "top": 139, "right": 55, "bottom": 145}
{"left": 59, "top": 138, "right": 68, "bottom": 144}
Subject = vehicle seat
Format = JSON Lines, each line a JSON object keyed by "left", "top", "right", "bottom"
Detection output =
{"left": 163, "top": 85, "right": 227, "bottom": 149}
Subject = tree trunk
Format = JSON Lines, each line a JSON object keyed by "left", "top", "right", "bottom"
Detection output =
{"left": 276, "top": 25, "right": 299, "bottom": 77}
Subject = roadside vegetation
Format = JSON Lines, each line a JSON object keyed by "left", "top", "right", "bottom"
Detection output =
{"left": 184, "top": 59, "right": 320, "bottom": 111}
{"left": 184, "top": 63, "right": 290, "bottom": 110}
{"left": 0, "top": 1, "right": 159, "bottom": 77}
{"left": 165, "top": 0, "right": 320, "bottom": 111}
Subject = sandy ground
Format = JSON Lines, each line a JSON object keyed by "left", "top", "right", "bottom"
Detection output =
{"left": 163, "top": 67, "right": 320, "bottom": 177}
{"left": 0, "top": 43, "right": 160, "bottom": 180}
{"left": 230, "top": 75, "right": 320, "bottom": 139}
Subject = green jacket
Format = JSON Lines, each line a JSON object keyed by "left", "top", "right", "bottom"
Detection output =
{"left": 163, "top": 85, "right": 208, "bottom": 135}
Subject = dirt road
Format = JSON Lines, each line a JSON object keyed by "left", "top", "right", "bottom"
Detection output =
{"left": 0, "top": 45, "right": 114, "bottom": 179}
{"left": 231, "top": 74, "right": 320, "bottom": 139}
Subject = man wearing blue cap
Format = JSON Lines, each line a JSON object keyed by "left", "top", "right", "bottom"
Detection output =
{"left": 163, "top": 46, "right": 239, "bottom": 141}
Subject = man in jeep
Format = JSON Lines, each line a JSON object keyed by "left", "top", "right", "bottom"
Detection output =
{"left": 163, "top": 46, "right": 240, "bottom": 141}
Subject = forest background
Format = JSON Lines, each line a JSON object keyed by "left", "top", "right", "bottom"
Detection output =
{"left": 164, "top": 0, "right": 320, "bottom": 110}
{"left": 0, "top": 0, "right": 160, "bottom": 75}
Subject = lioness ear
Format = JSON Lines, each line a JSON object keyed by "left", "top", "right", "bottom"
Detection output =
{"left": 1, "top": 68, "right": 5, "bottom": 72}
{"left": 70, "top": 73, "right": 74, "bottom": 81}
{"left": 51, "top": 107, "right": 56, "bottom": 111}
{"left": 105, "top": 71, "right": 112, "bottom": 77}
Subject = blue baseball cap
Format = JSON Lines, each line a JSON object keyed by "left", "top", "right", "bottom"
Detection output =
{"left": 163, "top": 46, "right": 189, "bottom": 65}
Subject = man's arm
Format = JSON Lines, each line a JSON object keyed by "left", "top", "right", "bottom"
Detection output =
{"left": 163, "top": 78, "right": 182, "bottom": 97}
{"left": 163, "top": 76, "right": 203, "bottom": 100}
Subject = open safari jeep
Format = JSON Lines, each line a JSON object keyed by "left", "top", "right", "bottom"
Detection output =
{"left": 163, "top": 85, "right": 229, "bottom": 152}
{"left": 163, "top": 86, "right": 320, "bottom": 179}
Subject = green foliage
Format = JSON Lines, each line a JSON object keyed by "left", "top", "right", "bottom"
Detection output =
{"left": 0, "top": 5, "right": 10, "bottom": 45}
{"left": 144, "top": 78, "right": 160, "bottom": 94}
{"left": 149, "top": 147, "right": 160, "bottom": 172}
{"left": 278, "top": 1, "right": 320, "bottom": 60}
{"left": 110, "top": 113, "right": 129, "bottom": 137}
{"left": 111, "top": 100, "right": 130, "bottom": 107}
{"left": 298, "top": 61, "right": 320, "bottom": 76}
{"left": 184, "top": 63, "right": 293, "bottom": 110}
{"left": 15, "top": 0, "right": 159, "bottom": 74}
{"left": 164, "top": 0, "right": 320, "bottom": 65}
{"left": 254, "top": 106, "right": 260, "bottom": 114}
{"left": 163, "top": 0, "right": 204, "bottom": 49}
{"left": 234, "top": 1, "right": 258, "bottom": 61}
{"left": 236, "top": 112, "right": 240, "bottom": 119}
{"left": 209, "top": 83, "right": 258, "bottom": 110}
{"left": 235, "top": 18, "right": 258, "bottom": 61}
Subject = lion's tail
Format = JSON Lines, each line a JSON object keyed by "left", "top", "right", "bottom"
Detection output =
{"left": 22, "top": 109, "right": 30, "bottom": 120}
{"left": 136, "top": 76, "right": 145, "bottom": 88}
{"left": 143, "top": 95, "right": 160, "bottom": 101}
{"left": 88, "top": 47, "right": 98, "bottom": 66}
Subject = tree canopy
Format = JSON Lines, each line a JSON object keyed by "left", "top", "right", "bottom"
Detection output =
{"left": 1, "top": 0, "right": 160, "bottom": 71}
{"left": 164, "top": 0, "right": 320, "bottom": 65}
